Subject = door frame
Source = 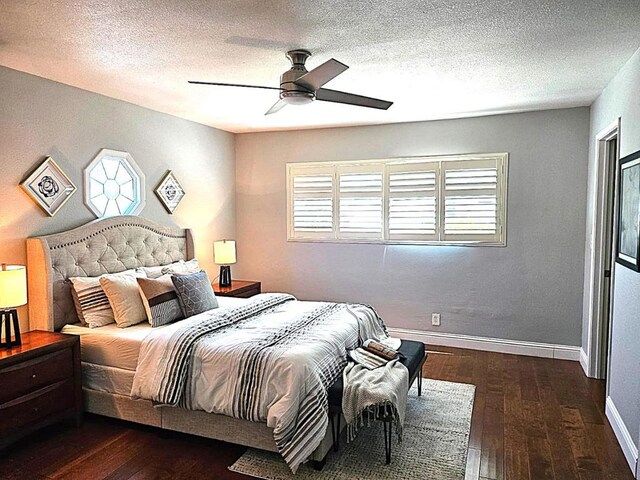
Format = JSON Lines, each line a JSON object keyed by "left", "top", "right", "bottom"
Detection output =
{"left": 585, "top": 118, "right": 620, "bottom": 379}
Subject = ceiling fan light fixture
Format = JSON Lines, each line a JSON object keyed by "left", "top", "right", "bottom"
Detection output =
{"left": 189, "top": 48, "right": 393, "bottom": 115}
{"left": 280, "top": 91, "right": 315, "bottom": 105}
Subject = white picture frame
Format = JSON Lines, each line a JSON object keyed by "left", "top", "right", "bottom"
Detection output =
{"left": 155, "top": 170, "right": 185, "bottom": 214}
{"left": 21, "top": 157, "right": 77, "bottom": 216}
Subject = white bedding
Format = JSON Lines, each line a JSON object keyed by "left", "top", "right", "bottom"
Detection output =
{"left": 62, "top": 322, "right": 151, "bottom": 371}
{"left": 130, "top": 294, "right": 388, "bottom": 472}
{"left": 81, "top": 362, "right": 135, "bottom": 395}
{"left": 62, "top": 296, "right": 249, "bottom": 371}
{"left": 64, "top": 293, "right": 388, "bottom": 472}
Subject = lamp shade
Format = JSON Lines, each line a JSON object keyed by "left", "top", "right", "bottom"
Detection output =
{"left": 0, "top": 265, "right": 27, "bottom": 309}
{"left": 214, "top": 240, "right": 237, "bottom": 265}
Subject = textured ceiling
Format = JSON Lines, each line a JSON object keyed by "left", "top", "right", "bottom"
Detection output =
{"left": 1, "top": 1, "right": 639, "bottom": 133}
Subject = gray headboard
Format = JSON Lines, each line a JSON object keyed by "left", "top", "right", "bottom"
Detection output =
{"left": 26, "top": 216, "right": 194, "bottom": 331}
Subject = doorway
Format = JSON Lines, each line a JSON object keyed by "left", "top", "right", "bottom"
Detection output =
{"left": 586, "top": 119, "right": 620, "bottom": 380}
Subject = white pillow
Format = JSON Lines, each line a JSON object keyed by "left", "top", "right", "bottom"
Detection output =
{"left": 99, "top": 271, "right": 148, "bottom": 328}
{"left": 140, "top": 259, "right": 199, "bottom": 279}
{"left": 70, "top": 268, "right": 140, "bottom": 328}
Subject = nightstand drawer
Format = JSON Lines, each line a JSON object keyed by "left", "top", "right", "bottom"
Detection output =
{"left": 0, "top": 378, "right": 75, "bottom": 435}
{"left": 0, "top": 348, "right": 73, "bottom": 404}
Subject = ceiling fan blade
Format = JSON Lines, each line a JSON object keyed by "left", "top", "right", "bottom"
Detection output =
{"left": 265, "top": 99, "right": 287, "bottom": 115}
{"left": 316, "top": 88, "right": 393, "bottom": 110}
{"left": 188, "top": 81, "right": 283, "bottom": 91}
{"left": 293, "top": 59, "right": 348, "bottom": 91}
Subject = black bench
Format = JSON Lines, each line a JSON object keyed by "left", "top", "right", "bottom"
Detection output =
{"left": 324, "top": 340, "right": 427, "bottom": 465}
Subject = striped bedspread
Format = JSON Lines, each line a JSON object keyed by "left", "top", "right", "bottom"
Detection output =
{"left": 131, "top": 293, "right": 387, "bottom": 472}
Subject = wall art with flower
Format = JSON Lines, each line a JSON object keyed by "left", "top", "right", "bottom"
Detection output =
{"left": 21, "top": 157, "right": 77, "bottom": 216}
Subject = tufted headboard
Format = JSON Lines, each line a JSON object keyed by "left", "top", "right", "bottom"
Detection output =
{"left": 26, "top": 216, "right": 194, "bottom": 331}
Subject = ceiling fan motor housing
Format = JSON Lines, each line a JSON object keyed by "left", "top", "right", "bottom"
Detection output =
{"left": 280, "top": 49, "right": 315, "bottom": 105}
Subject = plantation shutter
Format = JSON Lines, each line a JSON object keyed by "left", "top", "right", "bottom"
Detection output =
{"left": 287, "top": 153, "right": 507, "bottom": 245}
{"left": 386, "top": 161, "right": 439, "bottom": 241}
{"left": 337, "top": 163, "right": 384, "bottom": 240}
{"left": 287, "top": 164, "right": 336, "bottom": 239}
{"left": 440, "top": 156, "right": 506, "bottom": 244}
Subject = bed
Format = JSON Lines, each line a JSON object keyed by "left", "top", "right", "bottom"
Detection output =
{"left": 25, "top": 216, "right": 365, "bottom": 469}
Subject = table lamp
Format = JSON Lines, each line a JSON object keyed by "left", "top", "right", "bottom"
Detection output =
{"left": 214, "top": 240, "right": 236, "bottom": 288}
{"left": 0, "top": 264, "right": 27, "bottom": 348}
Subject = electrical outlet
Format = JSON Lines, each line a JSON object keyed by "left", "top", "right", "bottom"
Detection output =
{"left": 431, "top": 313, "right": 441, "bottom": 326}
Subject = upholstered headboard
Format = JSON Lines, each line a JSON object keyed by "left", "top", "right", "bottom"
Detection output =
{"left": 26, "top": 216, "right": 194, "bottom": 331}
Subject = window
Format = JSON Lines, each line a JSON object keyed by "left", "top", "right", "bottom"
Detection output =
{"left": 84, "top": 149, "right": 145, "bottom": 218}
{"left": 287, "top": 153, "right": 508, "bottom": 246}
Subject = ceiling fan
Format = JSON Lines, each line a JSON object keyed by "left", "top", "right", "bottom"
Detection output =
{"left": 189, "top": 49, "right": 393, "bottom": 115}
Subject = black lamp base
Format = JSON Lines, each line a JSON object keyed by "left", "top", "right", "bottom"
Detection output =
{"left": 1, "top": 308, "right": 21, "bottom": 348}
{"left": 219, "top": 265, "right": 232, "bottom": 288}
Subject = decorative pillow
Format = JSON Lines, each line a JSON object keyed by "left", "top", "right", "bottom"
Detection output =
{"left": 171, "top": 270, "right": 218, "bottom": 318}
{"left": 70, "top": 282, "right": 89, "bottom": 325}
{"left": 163, "top": 259, "right": 199, "bottom": 275}
{"left": 137, "top": 275, "right": 184, "bottom": 327}
{"left": 70, "top": 268, "right": 139, "bottom": 328}
{"left": 140, "top": 259, "right": 200, "bottom": 279}
{"left": 99, "top": 271, "right": 148, "bottom": 328}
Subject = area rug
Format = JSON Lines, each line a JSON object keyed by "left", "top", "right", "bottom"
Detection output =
{"left": 229, "top": 379, "right": 475, "bottom": 480}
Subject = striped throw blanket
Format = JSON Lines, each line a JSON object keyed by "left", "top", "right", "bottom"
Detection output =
{"left": 131, "top": 294, "right": 388, "bottom": 472}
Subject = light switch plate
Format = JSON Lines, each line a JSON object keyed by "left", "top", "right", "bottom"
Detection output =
{"left": 432, "top": 313, "right": 441, "bottom": 326}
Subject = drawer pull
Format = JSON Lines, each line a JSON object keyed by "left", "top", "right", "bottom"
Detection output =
{"left": 33, "top": 407, "right": 39, "bottom": 413}
{"left": 32, "top": 374, "right": 37, "bottom": 379}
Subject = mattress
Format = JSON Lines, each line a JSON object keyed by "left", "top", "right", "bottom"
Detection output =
{"left": 62, "top": 296, "right": 249, "bottom": 371}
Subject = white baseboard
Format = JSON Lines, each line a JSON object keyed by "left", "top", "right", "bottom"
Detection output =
{"left": 387, "top": 327, "right": 581, "bottom": 361}
{"left": 605, "top": 396, "right": 638, "bottom": 474}
{"left": 579, "top": 348, "right": 589, "bottom": 376}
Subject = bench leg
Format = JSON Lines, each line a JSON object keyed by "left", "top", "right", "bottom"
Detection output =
{"left": 312, "top": 456, "right": 327, "bottom": 471}
{"left": 418, "top": 373, "right": 423, "bottom": 397}
{"left": 330, "top": 412, "right": 341, "bottom": 452}
{"left": 383, "top": 418, "right": 392, "bottom": 464}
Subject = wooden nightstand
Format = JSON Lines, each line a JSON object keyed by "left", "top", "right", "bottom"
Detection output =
{"left": 212, "top": 280, "right": 261, "bottom": 298}
{"left": 0, "top": 331, "right": 82, "bottom": 450}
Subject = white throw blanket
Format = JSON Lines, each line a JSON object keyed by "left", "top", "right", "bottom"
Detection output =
{"left": 342, "top": 358, "right": 409, "bottom": 442}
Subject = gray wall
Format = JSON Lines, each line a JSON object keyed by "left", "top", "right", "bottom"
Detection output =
{"left": 235, "top": 108, "right": 590, "bottom": 346}
{"left": 584, "top": 47, "right": 640, "bottom": 453}
{"left": 0, "top": 66, "right": 236, "bottom": 332}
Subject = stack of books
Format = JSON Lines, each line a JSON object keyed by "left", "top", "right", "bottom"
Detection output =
{"left": 349, "top": 339, "right": 402, "bottom": 369}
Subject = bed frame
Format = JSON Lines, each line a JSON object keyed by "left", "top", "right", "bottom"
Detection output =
{"left": 26, "top": 216, "right": 336, "bottom": 464}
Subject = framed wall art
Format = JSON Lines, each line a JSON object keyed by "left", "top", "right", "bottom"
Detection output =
{"left": 21, "top": 157, "right": 77, "bottom": 216}
{"left": 155, "top": 170, "right": 185, "bottom": 214}
{"left": 616, "top": 149, "right": 640, "bottom": 271}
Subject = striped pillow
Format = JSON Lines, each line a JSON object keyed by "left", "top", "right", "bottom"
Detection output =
{"left": 70, "top": 268, "right": 140, "bottom": 328}
{"left": 137, "top": 274, "right": 184, "bottom": 327}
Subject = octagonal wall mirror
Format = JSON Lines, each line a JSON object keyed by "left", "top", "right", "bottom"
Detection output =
{"left": 84, "top": 149, "right": 145, "bottom": 218}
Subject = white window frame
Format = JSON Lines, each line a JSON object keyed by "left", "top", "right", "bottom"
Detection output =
{"left": 287, "top": 153, "right": 508, "bottom": 246}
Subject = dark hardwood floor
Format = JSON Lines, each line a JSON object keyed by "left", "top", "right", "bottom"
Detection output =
{"left": 1, "top": 346, "right": 633, "bottom": 480}
{"left": 426, "top": 346, "right": 633, "bottom": 480}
